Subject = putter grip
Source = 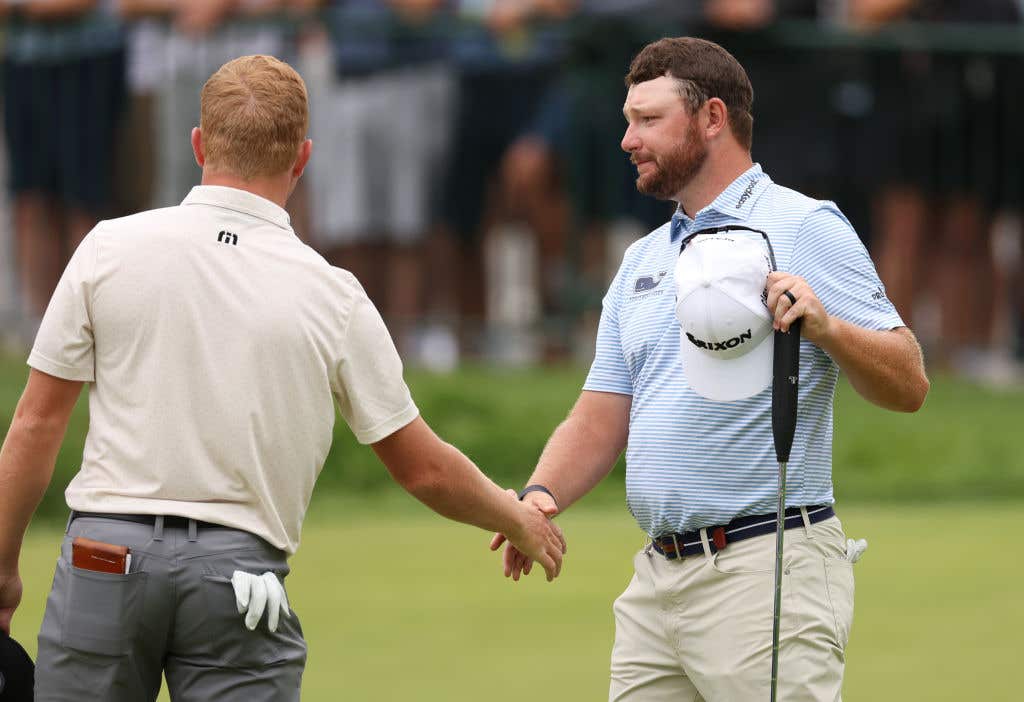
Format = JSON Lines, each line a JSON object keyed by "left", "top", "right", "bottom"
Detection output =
{"left": 771, "top": 319, "right": 802, "bottom": 464}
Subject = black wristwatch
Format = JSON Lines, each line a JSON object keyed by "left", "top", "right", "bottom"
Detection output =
{"left": 517, "top": 484, "right": 558, "bottom": 508}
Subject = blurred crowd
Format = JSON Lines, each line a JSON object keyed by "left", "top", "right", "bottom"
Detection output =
{"left": 1, "top": 0, "right": 1023, "bottom": 383}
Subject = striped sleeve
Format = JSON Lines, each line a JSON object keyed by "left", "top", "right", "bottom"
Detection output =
{"left": 792, "top": 205, "right": 905, "bottom": 331}
{"left": 583, "top": 270, "right": 633, "bottom": 396}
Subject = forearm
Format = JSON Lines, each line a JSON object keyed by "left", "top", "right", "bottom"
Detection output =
{"left": 527, "top": 406, "right": 627, "bottom": 511}
{"left": 401, "top": 440, "right": 521, "bottom": 534}
{"left": 0, "top": 419, "right": 66, "bottom": 570}
{"left": 374, "top": 418, "right": 523, "bottom": 536}
{"left": 818, "top": 320, "right": 929, "bottom": 412}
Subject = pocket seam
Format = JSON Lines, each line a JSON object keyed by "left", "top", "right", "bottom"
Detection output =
{"left": 823, "top": 556, "right": 853, "bottom": 648}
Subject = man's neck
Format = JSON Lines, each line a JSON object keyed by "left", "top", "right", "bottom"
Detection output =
{"left": 676, "top": 152, "right": 754, "bottom": 219}
{"left": 200, "top": 171, "right": 291, "bottom": 209}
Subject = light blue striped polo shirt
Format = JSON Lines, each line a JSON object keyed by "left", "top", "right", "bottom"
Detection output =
{"left": 584, "top": 164, "right": 904, "bottom": 537}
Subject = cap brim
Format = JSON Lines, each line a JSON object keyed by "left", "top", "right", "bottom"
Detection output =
{"left": 678, "top": 327, "right": 774, "bottom": 401}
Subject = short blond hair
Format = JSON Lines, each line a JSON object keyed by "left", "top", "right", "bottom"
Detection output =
{"left": 200, "top": 55, "right": 309, "bottom": 179}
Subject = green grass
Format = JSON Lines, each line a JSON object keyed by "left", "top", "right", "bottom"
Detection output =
{"left": 11, "top": 501, "right": 1020, "bottom": 700}
{"left": 831, "top": 376, "right": 1024, "bottom": 501}
{"left": 2, "top": 353, "right": 1020, "bottom": 697}
{"left": 1, "top": 352, "right": 1022, "bottom": 522}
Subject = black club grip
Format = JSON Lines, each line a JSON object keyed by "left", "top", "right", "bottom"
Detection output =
{"left": 771, "top": 319, "right": 802, "bottom": 464}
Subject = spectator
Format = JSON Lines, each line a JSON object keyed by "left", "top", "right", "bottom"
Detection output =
{"left": 437, "top": 0, "right": 575, "bottom": 360}
{"left": 114, "top": 0, "right": 310, "bottom": 210}
{"left": 302, "top": 0, "right": 453, "bottom": 357}
{"left": 985, "top": 49, "right": 1024, "bottom": 380}
{"left": 866, "top": 0, "right": 1020, "bottom": 374}
{"left": 1, "top": 0, "right": 126, "bottom": 330}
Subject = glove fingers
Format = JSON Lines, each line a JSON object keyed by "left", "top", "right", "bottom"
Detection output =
{"left": 262, "top": 572, "right": 281, "bottom": 632}
{"left": 845, "top": 537, "right": 868, "bottom": 563}
{"left": 245, "top": 577, "right": 268, "bottom": 631}
{"left": 231, "top": 571, "right": 252, "bottom": 615}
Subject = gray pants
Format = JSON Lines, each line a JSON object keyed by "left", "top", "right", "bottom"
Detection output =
{"left": 36, "top": 513, "right": 306, "bottom": 701}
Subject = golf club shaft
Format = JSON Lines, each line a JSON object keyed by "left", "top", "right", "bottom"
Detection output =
{"left": 770, "top": 318, "right": 802, "bottom": 702}
{"left": 770, "top": 459, "right": 787, "bottom": 702}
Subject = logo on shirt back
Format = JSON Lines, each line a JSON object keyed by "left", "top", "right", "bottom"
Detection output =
{"left": 217, "top": 230, "right": 238, "bottom": 246}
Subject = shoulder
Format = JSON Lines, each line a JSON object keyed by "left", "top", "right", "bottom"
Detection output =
{"left": 325, "top": 263, "right": 366, "bottom": 297}
{"left": 756, "top": 182, "right": 829, "bottom": 222}
{"left": 102, "top": 205, "right": 190, "bottom": 229}
{"left": 311, "top": 261, "right": 375, "bottom": 323}
{"left": 756, "top": 183, "right": 856, "bottom": 237}
{"left": 89, "top": 205, "right": 198, "bottom": 244}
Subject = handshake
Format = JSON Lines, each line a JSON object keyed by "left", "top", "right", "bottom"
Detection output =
{"left": 489, "top": 486, "right": 564, "bottom": 582}
{"left": 231, "top": 486, "right": 564, "bottom": 633}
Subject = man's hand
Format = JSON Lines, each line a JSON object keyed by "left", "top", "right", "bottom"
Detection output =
{"left": 766, "top": 271, "right": 835, "bottom": 344}
{"left": 767, "top": 272, "right": 929, "bottom": 411}
{"left": 0, "top": 571, "right": 23, "bottom": 635}
{"left": 490, "top": 490, "right": 561, "bottom": 581}
{"left": 496, "top": 490, "right": 565, "bottom": 582}
{"left": 231, "top": 571, "right": 291, "bottom": 632}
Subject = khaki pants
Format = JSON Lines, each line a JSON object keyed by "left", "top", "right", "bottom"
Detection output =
{"left": 610, "top": 515, "right": 855, "bottom": 702}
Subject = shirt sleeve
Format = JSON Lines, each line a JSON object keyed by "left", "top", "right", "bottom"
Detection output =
{"left": 791, "top": 204, "right": 906, "bottom": 332}
{"left": 332, "top": 282, "right": 419, "bottom": 444}
{"left": 583, "top": 264, "right": 633, "bottom": 396}
{"left": 28, "top": 229, "right": 98, "bottom": 381}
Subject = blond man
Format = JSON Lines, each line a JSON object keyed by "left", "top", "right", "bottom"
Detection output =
{"left": 0, "top": 55, "right": 565, "bottom": 702}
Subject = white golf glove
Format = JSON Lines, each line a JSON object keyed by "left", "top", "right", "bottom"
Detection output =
{"left": 231, "top": 570, "right": 291, "bottom": 632}
{"left": 845, "top": 538, "right": 868, "bottom": 563}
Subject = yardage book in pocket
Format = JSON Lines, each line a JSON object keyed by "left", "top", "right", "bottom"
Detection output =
{"left": 71, "top": 536, "right": 132, "bottom": 574}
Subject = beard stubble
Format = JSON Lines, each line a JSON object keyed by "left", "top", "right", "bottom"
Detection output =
{"left": 634, "top": 119, "right": 708, "bottom": 200}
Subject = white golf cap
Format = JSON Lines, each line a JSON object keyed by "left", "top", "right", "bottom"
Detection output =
{"left": 674, "top": 231, "right": 774, "bottom": 401}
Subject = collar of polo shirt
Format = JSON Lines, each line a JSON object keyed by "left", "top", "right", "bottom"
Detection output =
{"left": 670, "top": 164, "right": 772, "bottom": 241}
{"left": 182, "top": 185, "right": 292, "bottom": 230}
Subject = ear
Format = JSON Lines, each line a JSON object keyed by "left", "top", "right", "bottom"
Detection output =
{"left": 292, "top": 138, "right": 312, "bottom": 179}
{"left": 191, "top": 127, "right": 205, "bottom": 168}
{"left": 704, "top": 98, "right": 729, "bottom": 140}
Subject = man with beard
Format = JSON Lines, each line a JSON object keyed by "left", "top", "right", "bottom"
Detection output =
{"left": 490, "top": 37, "right": 929, "bottom": 700}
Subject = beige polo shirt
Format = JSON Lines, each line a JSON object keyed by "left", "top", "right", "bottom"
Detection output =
{"left": 29, "top": 185, "right": 419, "bottom": 554}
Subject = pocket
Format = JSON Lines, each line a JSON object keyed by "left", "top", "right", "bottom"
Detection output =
{"left": 200, "top": 574, "right": 305, "bottom": 668}
{"left": 61, "top": 561, "right": 148, "bottom": 656}
{"left": 824, "top": 557, "right": 855, "bottom": 649}
{"left": 709, "top": 535, "right": 777, "bottom": 575}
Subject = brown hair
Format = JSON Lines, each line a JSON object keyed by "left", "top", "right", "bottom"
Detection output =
{"left": 625, "top": 37, "right": 754, "bottom": 150}
{"left": 200, "top": 55, "right": 309, "bottom": 179}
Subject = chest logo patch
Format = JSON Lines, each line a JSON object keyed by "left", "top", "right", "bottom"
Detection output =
{"left": 634, "top": 271, "right": 667, "bottom": 293}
